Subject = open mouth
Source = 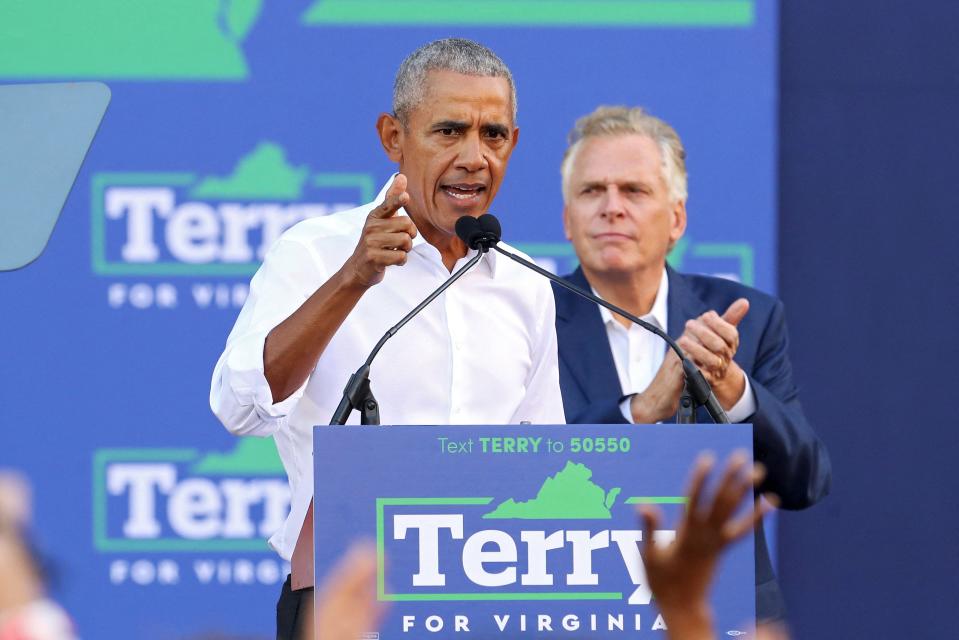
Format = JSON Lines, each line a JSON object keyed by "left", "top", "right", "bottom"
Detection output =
{"left": 440, "top": 183, "right": 487, "bottom": 202}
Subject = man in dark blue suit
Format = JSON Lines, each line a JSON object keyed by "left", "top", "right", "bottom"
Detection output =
{"left": 553, "top": 106, "right": 831, "bottom": 621}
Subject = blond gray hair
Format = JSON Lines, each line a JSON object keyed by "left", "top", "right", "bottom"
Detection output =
{"left": 393, "top": 38, "right": 517, "bottom": 124}
{"left": 560, "top": 106, "right": 687, "bottom": 203}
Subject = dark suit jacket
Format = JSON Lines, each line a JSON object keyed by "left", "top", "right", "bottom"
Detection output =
{"left": 553, "top": 266, "right": 832, "bottom": 621}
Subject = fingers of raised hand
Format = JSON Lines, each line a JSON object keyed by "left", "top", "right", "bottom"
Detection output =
{"left": 638, "top": 504, "right": 665, "bottom": 561}
{"left": 684, "top": 452, "right": 717, "bottom": 521}
{"left": 365, "top": 230, "right": 414, "bottom": 253}
{"left": 721, "top": 298, "right": 750, "bottom": 327}
{"left": 704, "top": 450, "right": 752, "bottom": 527}
{"left": 685, "top": 318, "right": 731, "bottom": 356}
{"left": 700, "top": 311, "right": 740, "bottom": 353}
{"left": 366, "top": 213, "right": 417, "bottom": 238}
{"left": 677, "top": 335, "right": 727, "bottom": 378}
{"left": 722, "top": 492, "right": 776, "bottom": 544}
{"left": 370, "top": 175, "right": 410, "bottom": 219}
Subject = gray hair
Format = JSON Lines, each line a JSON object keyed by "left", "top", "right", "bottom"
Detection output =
{"left": 393, "top": 38, "right": 517, "bottom": 124}
{"left": 560, "top": 106, "right": 688, "bottom": 204}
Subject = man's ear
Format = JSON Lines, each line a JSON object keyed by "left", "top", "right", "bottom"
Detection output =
{"left": 511, "top": 126, "right": 520, "bottom": 152}
{"left": 562, "top": 204, "right": 573, "bottom": 241}
{"left": 377, "top": 113, "right": 403, "bottom": 163}
{"left": 669, "top": 199, "right": 687, "bottom": 248}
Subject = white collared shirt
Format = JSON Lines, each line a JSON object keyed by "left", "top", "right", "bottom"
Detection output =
{"left": 210, "top": 178, "right": 565, "bottom": 560}
{"left": 597, "top": 269, "right": 756, "bottom": 423}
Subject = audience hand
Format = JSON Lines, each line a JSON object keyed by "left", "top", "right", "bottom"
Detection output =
{"left": 639, "top": 451, "right": 777, "bottom": 640}
{"left": 307, "top": 542, "right": 386, "bottom": 640}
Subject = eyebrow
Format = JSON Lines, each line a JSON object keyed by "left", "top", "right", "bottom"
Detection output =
{"left": 432, "top": 120, "right": 470, "bottom": 132}
{"left": 579, "top": 179, "right": 650, "bottom": 190}
{"left": 430, "top": 120, "right": 511, "bottom": 138}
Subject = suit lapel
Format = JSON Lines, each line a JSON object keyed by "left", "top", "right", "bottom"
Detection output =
{"left": 666, "top": 266, "right": 711, "bottom": 339}
{"left": 556, "top": 268, "right": 622, "bottom": 402}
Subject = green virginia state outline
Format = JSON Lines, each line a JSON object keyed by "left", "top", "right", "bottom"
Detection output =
{"left": 191, "top": 142, "right": 310, "bottom": 200}
{"left": 0, "top": 0, "right": 262, "bottom": 79}
{"left": 484, "top": 461, "right": 621, "bottom": 519}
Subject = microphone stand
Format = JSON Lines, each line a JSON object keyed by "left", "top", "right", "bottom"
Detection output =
{"left": 329, "top": 248, "right": 488, "bottom": 426}
{"left": 491, "top": 244, "right": 729, "bottom": 424}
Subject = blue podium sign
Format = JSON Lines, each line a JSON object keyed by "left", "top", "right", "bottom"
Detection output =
{"left": 314, "top": 424, "right": 755, "bottom": 638}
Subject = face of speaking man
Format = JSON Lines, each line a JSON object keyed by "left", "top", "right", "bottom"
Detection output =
{"left": 563, "top": 133, "right": 686, "bottom": 281}
{"left": 377, "top": 69, "right": 519, "bottom": 247}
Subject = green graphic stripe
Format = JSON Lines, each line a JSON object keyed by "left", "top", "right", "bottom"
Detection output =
{"left": 304, "top": 1, "right": 754, "bottom": 27}
{"left": 512, "top": 242, "right": 577, "bottom": 258}
{"left": 95, "top": 262, "right": 261, "bottom": 277}
{"left": 95, "top": 539, "right": 272, "bottom": 552}
{"left": 378, "top": 497, "right": 495, "bottom": 506}
{"left": 691, "top": 243, "right": 754, "bottom": 285}
{"left": 382, "top": 591, "right": 623, "bottom": 602}
{"left": 376, "top": 498, "right": 493, "bottom": 600}
{"left": 625, "top": 496, "right": 688, "bottom": 504}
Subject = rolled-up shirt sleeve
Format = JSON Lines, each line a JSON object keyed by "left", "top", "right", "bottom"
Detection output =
{"left": 210, "top": 237, "right": 325, "bottom": 436}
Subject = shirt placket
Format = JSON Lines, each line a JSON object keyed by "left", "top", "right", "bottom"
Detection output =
{"left": 445, "top": 280, "right": 469, "bottom": 423}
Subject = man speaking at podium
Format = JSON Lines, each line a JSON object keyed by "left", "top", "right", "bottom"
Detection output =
{"left": 553, "top": 106, "right": 831, "bottom": 621}
{"left": 210, "top": 39, "right": 565, "bottom": 638}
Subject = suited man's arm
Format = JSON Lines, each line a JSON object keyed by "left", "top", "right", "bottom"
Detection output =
{"left": 748, "top": 300, "right": 832, "bottom": 510}
{"left": 559, "top": 358, "right": 630, "bottom": 424}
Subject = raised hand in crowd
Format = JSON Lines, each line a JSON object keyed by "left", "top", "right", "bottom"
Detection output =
{"left": 639, "top": 451, "right": 777, "bottom": 640}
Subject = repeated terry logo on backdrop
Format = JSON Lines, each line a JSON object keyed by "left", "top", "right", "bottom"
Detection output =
{"left": 92, "top": 142, "right": 374, "bottom": 309}
{"left": 94, "top": 438, "right": 291, "bottom": 587}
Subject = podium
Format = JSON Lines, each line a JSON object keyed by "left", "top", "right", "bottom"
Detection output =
{"left": 313, "top": 423, "right": 756, "bottom": 638}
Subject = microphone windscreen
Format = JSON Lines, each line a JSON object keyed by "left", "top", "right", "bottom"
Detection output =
{"left": 455, "top": 215, "right": 483, "bottom": 247}
{"left": 478, "top": 214, "right": 502, "bottom": 241}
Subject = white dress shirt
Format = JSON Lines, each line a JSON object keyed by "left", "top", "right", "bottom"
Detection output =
{"left": 210, "top": 178, "right": 566, "bottom": 560}
{"left": 597, "top": 269, "right": 756, "bottom": 423}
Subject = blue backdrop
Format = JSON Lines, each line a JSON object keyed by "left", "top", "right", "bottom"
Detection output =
{"left": 0, "top": 2, "right": 778, "bottom": 637}
{"left": 778, "top": 2, "right": 959, "bottom": 638}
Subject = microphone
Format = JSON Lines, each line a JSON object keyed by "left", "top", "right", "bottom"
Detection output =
{"left": 473, "top": 213, "right": 729, "bottom": 424}
{"left": 455, "top": 215, "right": 500, "bottom": 251}
{"left": 329, "top": 215, "right": 491, "bottom": 425}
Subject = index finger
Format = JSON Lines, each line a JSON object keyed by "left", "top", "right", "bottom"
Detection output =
{"left": 370, "top": 174, "right": 409, "bottom": 219}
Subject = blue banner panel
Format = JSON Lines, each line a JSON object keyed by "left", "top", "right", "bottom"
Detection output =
{"left": 0, "top": 2, "right": 777, "bottom": 636}
{"left": 315, "top": 424, "right": 755, "bottom": 638}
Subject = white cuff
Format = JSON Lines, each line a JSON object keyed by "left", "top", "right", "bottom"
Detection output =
{"left": 619, "top": 396, "right": 635, "bottom": 424}
{"left": 726, "top": 372, "right": 757, "bottom": 423}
